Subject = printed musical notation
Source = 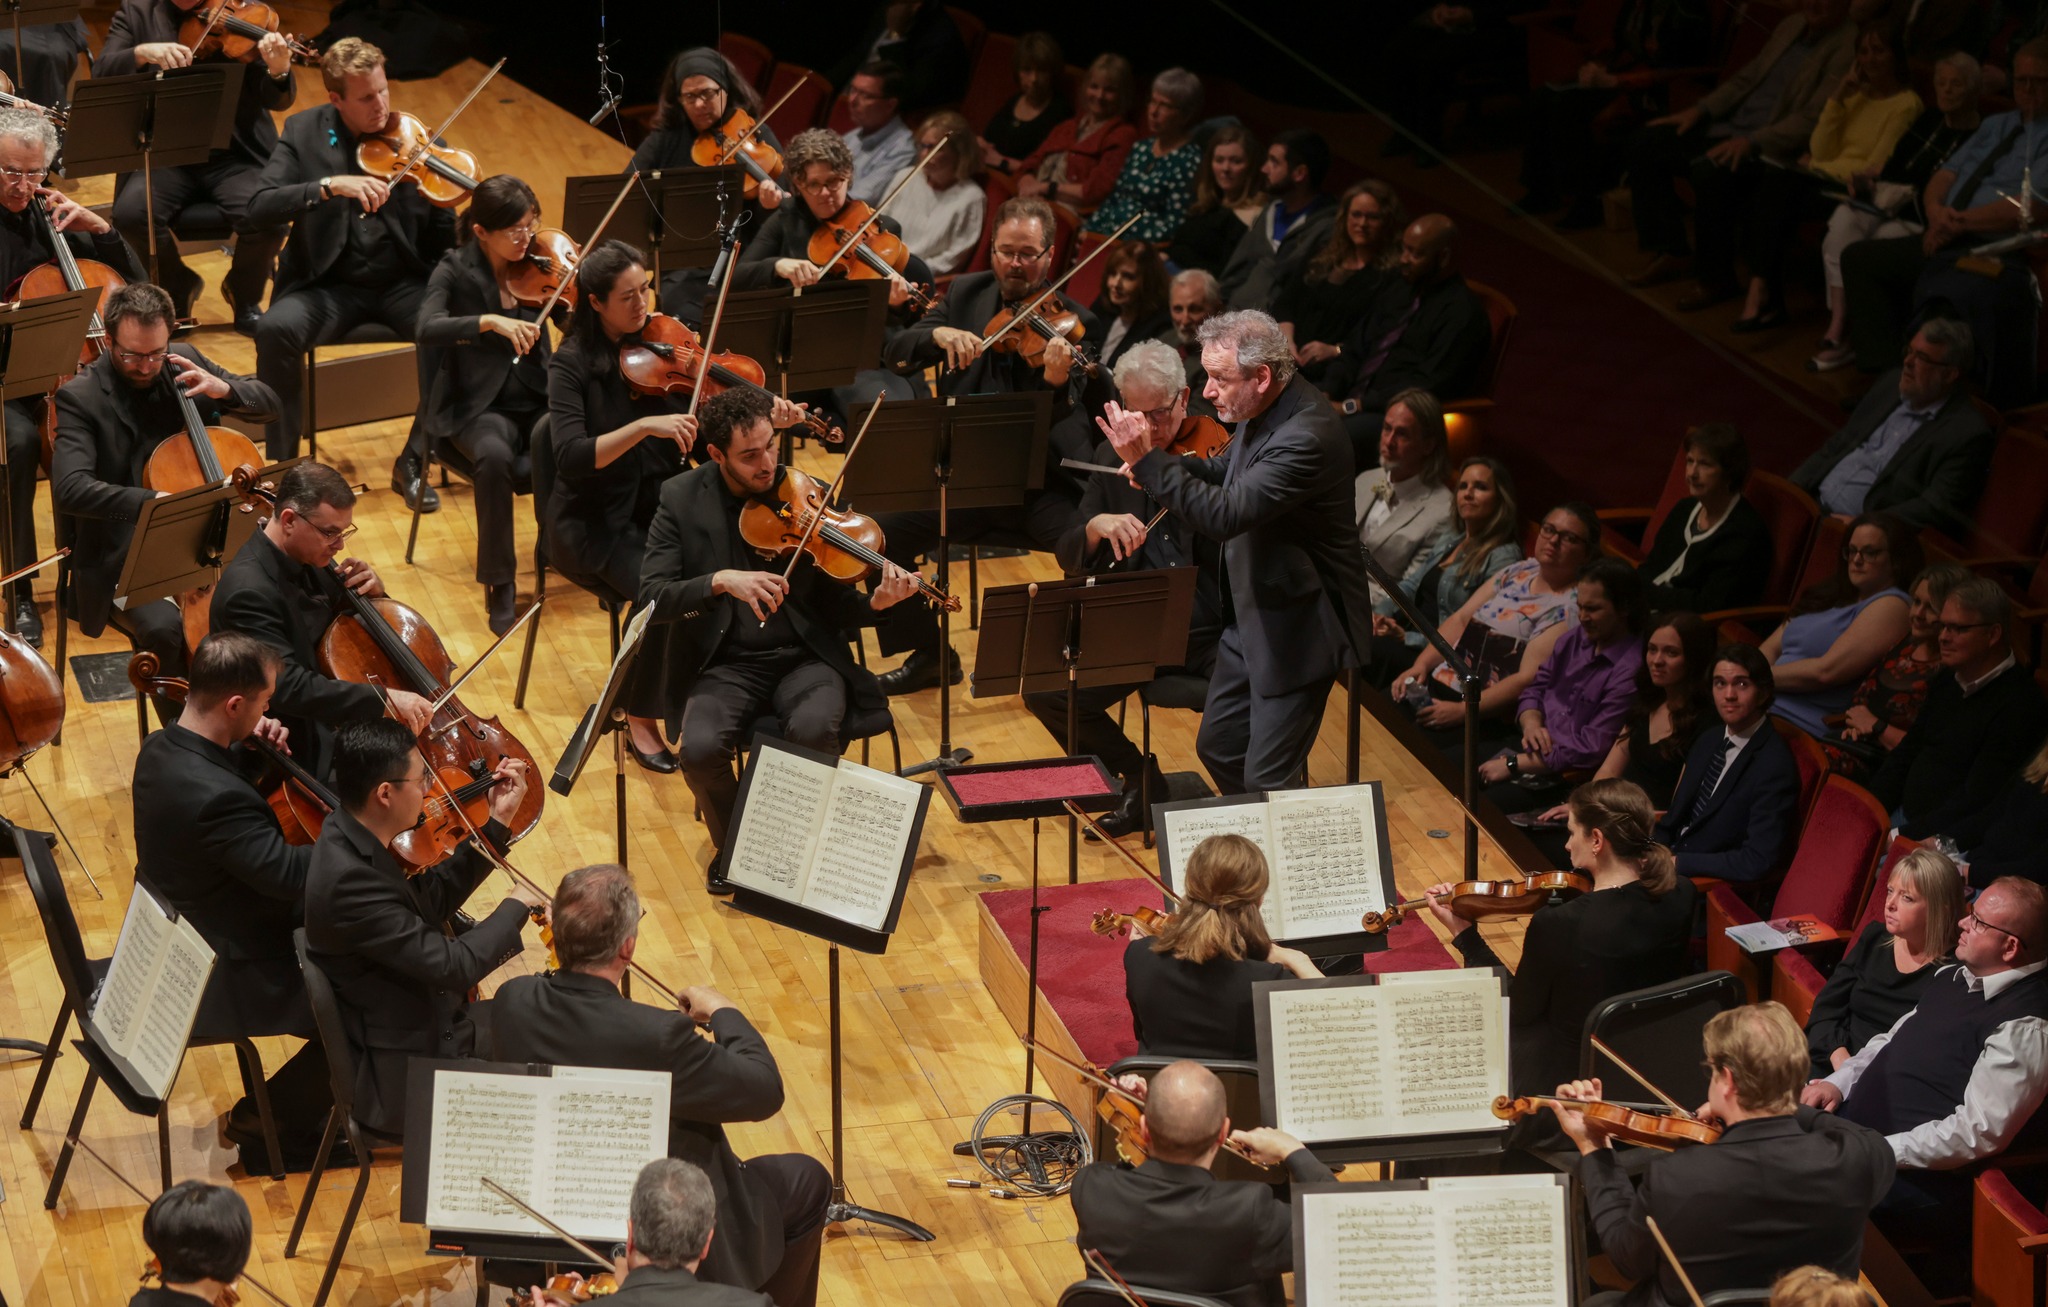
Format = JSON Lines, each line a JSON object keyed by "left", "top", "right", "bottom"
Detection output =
{"left": 91, "top": 884, "right": 215, "bottom": 1099}
{"left": 1299, "top": 1179, "right": 1570, "bottom": 1307}
{"left": 723, "top": 748, "right": 833, "bottom": 894}
{"left": 723, "top": 742, "right": 925, "bottom": 933}
{"left": 1157, "top": 784, "right": 1389, "bottom": 943}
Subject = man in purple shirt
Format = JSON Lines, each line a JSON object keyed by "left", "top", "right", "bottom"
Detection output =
{"left": 1478, "top": 558, "right": 1647, "bottom": 815}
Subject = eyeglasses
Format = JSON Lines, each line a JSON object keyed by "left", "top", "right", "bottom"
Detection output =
{"left": 111, "top": 348, "right": 169, "bottom": 366}
{"left": 1538, "top": 522, "right": 1589, "bottom": 549}
{"left": 1936, "top": 619, "right": 1994, "bottom": 634}
{"left": 991, "top": 246, "right": 1048, "bottom": 265}
{"left": 678, "top": 88, "right": 724, "bottom": 107}
{"left": 1965, "top": 910, "right": 2029, "bottom": 950}
{"left": 0, "top": 166, "right": 45, "bottom": 186}
{"left": 288, "top": 512, "right": 357, "bottom": 544}
{"left": 1841, "top": 544, "right": 1889, "bottom": 561}
{"left": 1141, "top": 401, "right": 1181, "bottom": 423}
{"left": 794, "top": 174, "right": 845, "bottom": 196}
{"left": 494, "top": 221, "right": 540, "bottom": 241}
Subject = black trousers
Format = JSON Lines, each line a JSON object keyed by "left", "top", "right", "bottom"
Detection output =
{"left": 1, "top": 398, "right": 39, "bottom": 586}
{"left": 111, "top": 598, "right": 188, "bottom": 726}
{"left": 448, "top": 408, "right": 537, "bottom": 586}
{"left": 872, "top": 491, "right": 1082, "bottom": 658}
{"left": 1626, "top": 121, "right": 1710, "bottom": 256}
{"left": 230, "top": 1039, "right": 334, "bottom": 1143}
{"left": 743, "top": 1152, "right": 831, "bottom": 1307}
{"left": 254, "top": 278, "right": 429, "bottom": 459}
{"left": 110, "top": 154, "right": 287, "bottom": 310}
{"left": 1842, "top": 232, "right": 1925, "bottom": 370}
{"left": 678, "top": 646, "right": 846, "bottom": 849}
{"left": 1196, "top": 625, "right": 1333, "bottom": 796}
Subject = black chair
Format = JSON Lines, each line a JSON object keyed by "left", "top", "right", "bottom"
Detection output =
{"left": 1579, "top": 970, "right": 1747, "bottom": 1110}
{"left": 403, "top": 412, "right": 540, "bottom": 565}
{"left": 48, "top": 510, "right": 150, "bottom": 749}
{"left": 300, "top": 325, "right": 418, "bottom": 462}
{"left": 1057, "top": 1280, "right": 1230, "bottom": 1307}
{"left": 285, "top": 928, "right": 403, "bottom": 1307}
{"left": 1101, "top": 1055, "right": 1269, "bottom": 1184}
{"left": 515, "top": 414, "right": 624, "bottom": 711}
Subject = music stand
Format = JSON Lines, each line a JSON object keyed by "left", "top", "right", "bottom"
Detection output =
{"left": 715, "top": 280, "right": 887, "bottom": 458}
{"left": 561, "top": 167, "right": 742, "bottom": 286}
{"left": 0, "top": 286, "right": 96, "bottom": 639}
{"left": 112, "top": 457, "right": 299, "bottom": 614}
{"left": 61, "top": 68, "right": 235, "bottom": 284}
{"left": 0, "top": 0, "right": 76, "bottom": 94}
{"left": 550, "top": 603, "right": 655, "bottom": 869}
{"left": 838, "top": 393, "right": 1052, "bottom": 779}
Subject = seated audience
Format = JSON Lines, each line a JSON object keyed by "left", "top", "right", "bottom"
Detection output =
{"left": 1017, "top": 53, "right": 1138, "bottom": 211}
{"left": 1790, "top": 319, "right": 1993, "bottom": 536}
{"left": 978, "top": 31, "right": 1071, "bottom": 176}
{"left": 1375, "top": 455, "right": 1522, "bottom": 660}
{"left": 1623, "top": 0, "right": 1854, "bottom": 299}
{"left": 888, "top": 111, "right": 985, "bottom": 277}
{"left": 1655, "top": 643, "right": 1803, "bottom": 884}
{"left": 1638, "top": 422, "right": 1775, "bottom": 614}
{"left": 840, "top": 61, "right": 915, "bottom": 208}
{"left": 1274, "top": 180, "right": 1404, "bottom": 386}
{"left": 1942, "top": 735, "right": 2048, "bottom": 888}
{"left": 1805, "top": 847, "right": 1964, "bottom": 1077}
{"left": 1824, "top": 562, "right": 1970, "bottom": 780}
{"left": 1124, "top": 834, "right": 1321, "bottom": 1062}
{"left": 134, "top": 1182, "right": 255, "bottom": 1307}
{"left": 1084, "top": 68, "right": 1204, "bottom": 242}
{"left": 1561, "top": 1003, "right": 1893, "bottom": 1307}
{"left": 1355, "top": 388, "right": 1453, "bottom": 591}
{"left": 1810, "top": 51, "right": 1983, "bottom": 372}
{"left": 1876, "top": 578, "right": 2048, "bottom": 835}
{"left": 1089, "top": 241, "right": 1172, "bottom": 369}
{"left": 1069, "top": 1061, "right": 1333, "bottom": 1307}
{"left": 1427, "top": 778, "right": 1696, "bottom": 1094}
{"left": 1166, "top": 124, "right": 1264, "bottom": 277}
{"left": 1218, "top": 129, "right": 1334, "bottom": 310}
{"left": 1763, "top": 513, "right": 1918, "bottom": 739}
{"left": 828, "top": 0, "right": 967, "bottom": 114}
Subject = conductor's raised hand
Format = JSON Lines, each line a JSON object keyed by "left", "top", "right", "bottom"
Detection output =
{"left": 929, "top": 325, "right": 983, "bottom": 371}
{"left": 715, "top": 569, "right": 789, "bottom": 621}
{"left": 168, "top": 356, "right": 232, "bottom": 402}
{"left": 1096, "top": 399, "right": 1152, "bottom": 468}
{"left": 868, "top": 560, "right": 921, "bottom": 611}
{"left": 486, "top": 756, "right": 530, "bottom": 826}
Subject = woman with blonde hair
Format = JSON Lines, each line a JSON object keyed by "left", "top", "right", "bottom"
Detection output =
{"left": 1770, "top": 1267, "right": 1872, "bottom": 1307}
{"left": 1165, "top": 123, "right": 1264, "bottom": 275}
{"left": 1804, "top": 848, "right": 1963, "bottom": 1076}
{"left": 1276, "top": 180, "right": 1407, "bottom": 378}
{"left": 1124, "top": 834, "right": 1321, "bottom": 1060}
{"left": 886, "top": 110, "right": 986, "bottom": 276}
{"left": 1016, "top": 53, "right": 1139, "bottom": 210}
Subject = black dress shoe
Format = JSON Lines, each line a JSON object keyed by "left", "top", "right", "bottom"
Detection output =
{"left": 164, "top": 264, "right": 203, "bottom": 318}
{"left": 393, "top": 455, "right": 440, "bottom": 513}
{"left": 486, "top": 583, "right": 517, "bottom": 636}
{"left": 12, "top": 594, "right": 41, "bottom": 649}
{"left": 221, "top": 282, "right": 263, "bottom": 337}
{"left": 706, "top": 856, "right": 734, "bottom": 895}
{"left": 629, "top": 740, "right": 679, "bottom": 773}
{"left": 877, "top": 648, "right": 962, "bottom": 696}
{"left": 1087, "top": 762, "right": 1167, "bottom": 841}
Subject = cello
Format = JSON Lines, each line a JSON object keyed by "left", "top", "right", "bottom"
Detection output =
{"left": 0, "top": 548, "right": 65, "bottom": 775}
{"left": 141, "top": 358, "right": 264, "bottom": 654}
{"left": 17, "top": 194, "right": 125, "bottom": 471}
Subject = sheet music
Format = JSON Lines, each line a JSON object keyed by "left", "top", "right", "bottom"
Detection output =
{"left": 1437, "top": 1175, "right": 1572, "bottom": 1307}
{"left": 1299, "top": 1179, "right": 1570, "bottom": 1307}
{"left": 1268, "top": 984, "right": 1389, "bottom": 1140}
{"left": 1301, "top": 1189, "right": 1441, "bottom": 1307}
{"left": 802, "top": 764, "right": 921, "bottom": 930}
{"left": 724, "top": 747, "right": 836, "bottom": 899}
{"left": 94, "top": 889, "right": 170, "bottom": 1055}
{"left": 92, "top": 886, "right": 215, "bottom": 1098}
{"left": 1379, "top": 969, "right": 1510, "bottom": 1134}
{"left": 1266, "top": 786, "right": 1389, "bottom": 938}
{"left": 426, "top": 1073, "right": 544, "bottom": 1233}
{"left": 1157, "top": 801, "right": 1276, "bottom": 925}
{"left": 547, "top": 1067, "right": 670, "bottom": 1235}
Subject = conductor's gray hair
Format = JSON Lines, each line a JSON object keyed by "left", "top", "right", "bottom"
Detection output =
{"left": 1196, "top": 309, "right": 1296, "bottom": 386}
{"left": 629, "top": 1159, "right": 717, "bottom": 1269}
{"left": 0, "top": 109, "right": 56, "bottom": 165}
{"left": 1113, "top": 339, "right": 1188, "bottom": 403}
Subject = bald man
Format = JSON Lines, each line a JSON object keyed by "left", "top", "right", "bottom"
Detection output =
{"left": 1321, "top": 214, "right": 1492, "bottom": 469}
{"left": 1069, "top": 1061, "right": 1332, "bottom": 1307}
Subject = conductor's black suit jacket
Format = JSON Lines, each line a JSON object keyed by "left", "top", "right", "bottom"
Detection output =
{"left": 488, "top": 971, "right": 791, "bottom": 1294}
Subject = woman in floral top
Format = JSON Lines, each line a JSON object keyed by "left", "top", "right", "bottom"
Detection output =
{"left": 1825, "top": 563, "right": 1969, "bottom": 778}
{"left": 1084, "top": 68, "right": 1204, "bottom": 241}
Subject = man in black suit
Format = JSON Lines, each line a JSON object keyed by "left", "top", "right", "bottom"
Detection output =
{"left": 133, "top": 632, "right": 332, "bottom": 1168}
{"left": 547, "top": 1159, "right": 773, "bottom": 1307}
{"left": 131, "top": 1181, "right": 255, "bottom": 1307}
{"left": 1790, "top": 319, "right": 1993, "bottom": 536}
{"left": 1101, "top": 309, "right": 1374, "bottom": 797}
{"left": 97, "top": 0, "right": 296, "bottom": 332}
{"left": 1558, "top": 1002, "right": 1893, "bottom": 1307}
{"left": 638, "top": 387, "right": 919, "bottom": 887}
{"left": 491, "top": 865, "right": 828, "bottom": 1307}
{"left": 243, "top": 37, "right": 456, "bottom": 508}
{"left": 1070, "top": 1061, "right": 1330, "bottom": 1307}
{"left": 303, "top": 718, "right": 539, "bottom": 1138}
{"left": 52, "top": 281, "right": 279, "bottom": 721}
{"left": 210, "top": 461, "right": 433, "bottom": 777}
{"left": 1653, "top": 643, "right": 1800, "bottom": 884}
{"left": 0, "top": 107, "right": 147, "bottom": 646}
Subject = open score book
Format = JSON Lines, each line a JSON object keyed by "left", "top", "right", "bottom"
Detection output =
{"left": 91, "top": 882, "right": 215, "bottom": 1100}
{"left": 1155, "top": 783, "right": 1394, "bottom": 944}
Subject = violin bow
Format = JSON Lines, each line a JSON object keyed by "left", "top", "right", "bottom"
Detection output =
{"left": 69, "top": 1135, "right": 297, "bottom": 1307}
{"left": 369, "top": 57, "right": 506, "bottom": 210}
{"left": 976, "top": 210, "right": 1143, "bottom": 353}
{"left": 1081, "top": 1249, "right": 1152, "bottom": 1307}
{"left": 0, "top": 545, "right": 66, "bottom": 591}
{"left": 809, "top": 136, "right": 949, "bottom": 282}
{"left": 714, "top": 81, "right": 804, "bottom": 165}
{"left": 768, "top": 393, "right": 887, "bottom": 602}
{"left": 1645, "top": 1217, "right": 1708, "bottom": 1307}
{"left": 479, "top": 1177, "right": 616, "bottom": 1271}
{"left": 423, "top": 599, "right": 543, "bottom": 720}
{"left": 1590, "top": 1036, "right": 1688, "bottom": 1117}
{"left": 530, "top": 170, "right": 637, "bottom": 324}
{"left": 1060, "top": 799, "right": 1182, "bottom": 907}
{"left": 687, "top": 235, "right": 742, "bottom": 418}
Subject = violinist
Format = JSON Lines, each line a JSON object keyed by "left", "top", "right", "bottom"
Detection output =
{"left": 244, "top": 36, "right": 456, "bottom": 511}
{"left": 211, "top": 461, "right": 436, "bottom": 778}
{"left": 1023, "top": 341, "right": 1224, "bottom": 837}
{"left": 132, "top": 1181, "right": 254, "bottom": 1307}
{"left": 524, "top": 1159, "right": 774, "bottom": 1307}
{"left": 1068, "top": 1060, "right": 1329, "bottom": 1307}
{"left": 51, "top": 282, "right": 280, "bottom": 716}
{"left": 1420, "top": 778, "right": 1694, "bottom": 1097}
{"left": 1557, "top": 1003, "right": 1892, "bottom": 1307}
{"left": 97, "top": 0, "right": 297, "bottom": 332}
{"left": 490, "top": 866, "right": 828, "bottom": 1307}
{"left": 304, "top": 718, "right": 541, "bottom": 1139}
{"left": 637, "top": 387, "right": 920, "bottom": 891}
{"left": 0, "top": 107, "right": 146, "bottom": 647}
{"left": 415, "top": 174, "right": 555, "bottom": 635}
{"left": 132, "top": 632, "right": 335, "bottom": 1172}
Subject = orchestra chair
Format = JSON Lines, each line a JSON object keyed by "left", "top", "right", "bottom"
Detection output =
{"left": 1058, "top": 1284, "right": 1230, "bottom": 1307}
{"left": 1919, "top": 425, "right": 2048, "bottom": 569}
{"left": 1773, "top": 834, "right": 1922, "bottom": 1028}
{"left": 700, "top": 697, "right": 905, "bottom": 823}
{"left": 515, "top": 415, "right": 624, "bottom": 712}
{"left": 957, "top": 29, "right": 1018, "bottom": 129}
{"left": 1518, "top": 0, "right": 1631, "bottom": 88}
{"left": 1974, "top": 1165, "right": 2048, "bottom": 1307}
{"left": 286, "top": 928, "right": 404, "bottom": 1307}
{"left": 402, "top": 412, "right": 539, "bottom": 567}
{"left": 300, "top": 325, "right": 418, "bottom": 463}
{"left": 1597, "top": 440, "right": 1691, "bottom": 564}
{"left": 715, "top": 31, "right": 773, "bottom": 93}
{"left": 761, "top": 63, "right": 833, "bottom": 143}
{"left": 1064, "top": 229, "right": 1112, "bottom": 308}
{"left": 1102, "top": 1055, "right": 1268, "bottom": 1184}
{"left": 48, "top": 511, "right": 152, "bottom": 748}
{"left": 1439, "top": 280, "right": 1517, "bottom": 452}
{"left": 1579, "top": 970, "right": 1745, "bottom": 1112}
{"left": 1984, "top": 556, "right": 2048, "bottom": 666}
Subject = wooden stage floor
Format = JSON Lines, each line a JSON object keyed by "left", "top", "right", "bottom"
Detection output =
{"left": 0, "top": 45, "right": 1531, "bottom": 1307}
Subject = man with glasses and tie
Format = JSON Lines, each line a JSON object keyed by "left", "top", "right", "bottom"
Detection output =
{"left": 50, "top": 282, "right": 279, "bottom": 722}
{"left": 210, "top": 461, "right": 435, "bottom": 777}
{"left": 1805, "top": 875, "right": 2048, "bottom": 1293}
{"left": 0, "top": 107, "right": 147, "bottom": 647}
{"left": 1654, "top": 642, "right": 1801, "bottom": 884}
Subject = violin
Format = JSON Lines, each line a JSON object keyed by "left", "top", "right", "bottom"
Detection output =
{"left": 737, "top": 466, "right": 959, "bottom": 612}
{"left": 177, "top": 0, "right": 319, "bottom": 66}
{"left": 515, "top": 1271, "right": 619, "bottom": 1307}
{"left": 0, "top": 550, "right": 64, "bottom": 775}
{"left": 1029, "top": 1040, "right": 1268, "bottom": 1170}
{"left": 17, "top": 193, "right": 124, "bottom": 471}
{"left": 357, "top": 110, "right": 479, "bottom": 208}
{"left": 1089, "top": 904, "right": 1170, "bottom": 939}
{"left": 1491, "top": 1094, "right": 1722, "bottom": 1150}
{"left": 617, "top": 313, "right": 845, "bottom": 445}
{"left": 1362, "top": 870, "right": 1592, "bottom": 934}
{"left": 981, "top": 290, "right": 1094, "bottom": 374}
{"left": 1166, "top": 414, "right": 1231, "bottom": 459}
{"left": 506, "top": 227, "right": 581, "bottom": 314}
{"left": 805, "top": 199, "right": 935, "bottom": 313}
{"left": 141, "top": 360, "right": 264, "bottom": 655}
{"left": 689, "top": 105, "right": 782, "bottom": 200}
{"left": 0, "top": 88, "right": 63, "bottom": 128}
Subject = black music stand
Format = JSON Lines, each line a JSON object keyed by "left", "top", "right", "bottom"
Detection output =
{"left": 0, "top": 286, "right": 96, "bottom": 639}
{"left": 0, "top": 0, "right": 75, "bottom": 95}
{"left": 716, "top": 280, "right": 888, "bottom": 458}
{"left": 112, "top": 457, "right": 298, "bottom": 616}
{"left": 550, "top": 603, "right": 655, "bottom": 871}
{"left": 62, "top": 68, "right": 235, "bottom": 284}
{"left": 562, "top": 167, "right": 742, "bottom": 286}
{"left": 838, "top": 393, "right": 1052, "bottom": 779}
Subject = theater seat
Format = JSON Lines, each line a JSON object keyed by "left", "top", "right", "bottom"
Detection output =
{"left": 762, "top": 63, "right": 832, "bottom": 143}
{"left": 716, "top": 32, "right": 773, "bottom": 93}
{"left": 1973, "top": 1166, "right": 2048, "bottom": 1307}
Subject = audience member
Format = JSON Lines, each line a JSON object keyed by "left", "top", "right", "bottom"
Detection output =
{"left": 1764, "top": 513, "right": 1918, "bottom": 738}
{"left": 1167, "top": 124, "right": 1266, "bottom": 277}
{"left": 1375, "top": 455, "right": 1523, "bottom": 661}
{"left": 1016, "top": 53, "right": 1138, "bottom": 210}
{"left": 828, "top": 0, "right": 967, "bottom": 113}
{"left": 1810, "top": 51, "right": 1982, "bottom": 372}
{"left": 1791, "top": 319, "right": 1993, "bottom": 535}
{"left": 1274, "top": 180, "right": 1405, "bottom": 386}
{"left": 978, "top": 31, "right": 1071, "bottom": 174}
{"left": 1805, "top": 847, "right": 1964, "bottom": 1077}
{"left": 1824, "top": 562, "right": 1970, "bottom": 779}
{"left": 840, "top": 61, "right": 915, "bottom": 207}
{"left": 1624, "top": 0, "right": 1855, "bottom": 295}
{"left": 1218, "top": 129, "right": 1334, "bottom": 310}
{"left": 1941, "top": 734, "right": 2048, "bottom": 889}
{"left": 1638, "top": 423, "right": 1776, "bottom": 613}
{"left": 888, "top": 112, "right": 985, "bottom": 277}
{"left": 1089, "top": 242, "right": 1172, "bottom": 369}
{"left": 1085, "top": 69, "right": 1205, "bottom": 242}
{"left": 1158, "top": 267, "right": 1221, "bottom": 403}
{"left": 1355, "top": 389, "right": 1454, "bottom": 592}
{"left": 1655, "top": 643, "right": 1803, "bottom": 884}
{"left": 1768, "top": 1267, "right": 1873, "bottom": 1307}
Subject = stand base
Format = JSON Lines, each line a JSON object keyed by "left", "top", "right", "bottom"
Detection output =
{"left": 826, "top": 1201, "right": 936, "bottom": 1242}
{"left": 898, "top": 746, "right": 973, "bottom": 779}
{"left": 0, "top": 1037, "right": 46, "bottom": 1058}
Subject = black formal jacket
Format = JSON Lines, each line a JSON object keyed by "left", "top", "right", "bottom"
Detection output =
{"left": 1789, "top": 373, "right": 1994, "bottom": 536}
{"left": 489, "top": 971, "right": 791, "bottom": 1294}
{"left": 1325, "top": 270, "right": 1493, "bottom": 410}
{"left": 1652, "top": 722, "right": 1801, "bottom": 884}
{"left": 544, "top": 331, "right": 689, "bottom": 584}
{"left": 1880, "top": 662, "right": 2048, "bottom": 837}
{"left": 1638, "top": 494, "right": 1774, "bottom": 613}
{"left": 97, "top": 0, "right": 296, "bottom": 166}
{"left": 51, "top": 345, "right": 280, "bottom": 636}
{"left": 1124, "top": 937, "right": 1287, "bottom": 1061}
{"left": 210, "top": 529, "right": 384, "bottom": 778}
{"left": 245, "top": 103, "right": 457, "bottom": 298}
{"left": 637, "top": 461, "right": 887, "bottom": 717}
{"left": 302, "top": 806, "right": 522, "bottom": 1137}
{"left": 133, "top": 723, "right": 311, "bottom": 1040}
{"left": 883, "top": 269, "right": 1101, "bottom": 410}
{"left": 415, "top": 240, "right": 552, "bottom": 441}
{"left": 1580, "top": 1108, "right": 1894, "bottom": 1306}
{"left": 606, "top": 1265, "right": 772, "bottom": 1307}
{"left": 1130, "top": 372, "right": 1375, "bottom": 699}
{"left": 1069, "top": 1149, "right": 1336, "bottom": 1307}
{"left": 129, "top": 1289, "right": 215, "bottom": 1307}
{"left": 627, "top": 117, "right": 781, "bottom": 326}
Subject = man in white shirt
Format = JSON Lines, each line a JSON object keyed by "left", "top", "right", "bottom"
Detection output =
{"left": 840, "top": 61, "right": 915, "bottom": 207}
